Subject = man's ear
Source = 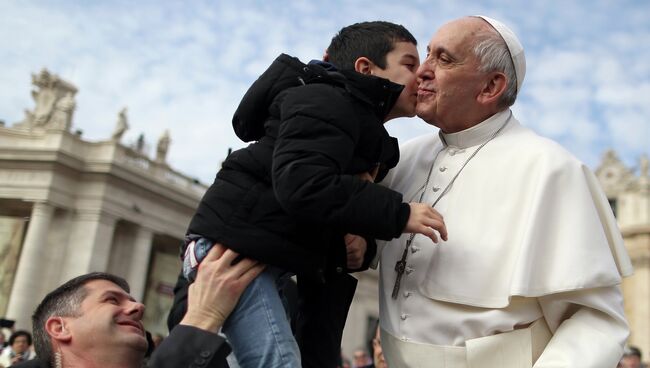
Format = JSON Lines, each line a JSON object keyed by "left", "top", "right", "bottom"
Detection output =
{"left": 45, "top": 317, "right": 72, "bottom": 343}
{"left": 477, "top": 71, "right": 507, "bottom": 105}
{"left": 354, "top": 57, "right": 374, "bottom": 75}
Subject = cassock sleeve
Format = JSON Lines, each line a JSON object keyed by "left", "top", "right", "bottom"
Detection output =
{"left": 533, "top": 286, "right": 629, "bottom": 368}
{"left": 148, "top": 325, "right": 231, "bottom": 368}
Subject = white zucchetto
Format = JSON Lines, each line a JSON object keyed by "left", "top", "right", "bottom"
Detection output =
{"left": 476, "top": 15, "right": 526, "bottom": 93}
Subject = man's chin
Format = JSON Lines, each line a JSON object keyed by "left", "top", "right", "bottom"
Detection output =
{"left": 415, "top": 109, "right": 437, "bottom": 126}
{"left": 127, "top": 334, "right": 149, "bottom": 353}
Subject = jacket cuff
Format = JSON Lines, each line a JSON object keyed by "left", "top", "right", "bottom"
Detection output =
{"left": 395, "top": 202, "right": 410, "bottom": 238}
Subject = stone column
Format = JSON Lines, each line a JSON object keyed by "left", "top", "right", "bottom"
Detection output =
{"left": 127, "top": 226, "right": 154, "bottom": 301}
{"left": 61, "top": 210, "right": 117, "bottom": 280}
{"left": 6, "top": 202, "right": 55, "bottom": 329}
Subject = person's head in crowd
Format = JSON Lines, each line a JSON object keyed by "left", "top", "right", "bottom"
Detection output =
{"left": 371, "top": 322, "right": 387, "bottom": 368}
{"left": 352, "top": 347, "right": 372, "bottom": 368}
{"left": 416, "top": 16, "right": 523, "bottom": 133}
{"left": 325, "top": 21, "right": 420, "bottom": 121}
{"left": 31, "top": 272, "right": 146, "bottom": 368}
{"left": 151, "top": 333, "right": 164, "bottom": 349}
{"left": 621, "top": 345, "right": 643, "bottom": 368}
{"left": 9, "top": 330, "right": 32, "bottom": 353}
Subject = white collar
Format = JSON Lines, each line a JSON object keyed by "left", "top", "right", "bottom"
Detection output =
{"left": 440, "top": 109, "right": 511, "bottom": 149}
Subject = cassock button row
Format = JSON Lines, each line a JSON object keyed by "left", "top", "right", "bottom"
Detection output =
{"left": 403, "top": 291, "right": 411, "bottom": 298}
{"left": 405, "top": 267, "right": 414, "bottom": 275}
{"left": 400, "top": 314, "right": 409, "bottom": 320}
{"left": 439, "top": 166, "right": 447, "bottom": 172}
{"left": 411, "top": 246, "right": 420, "bottom": 253}
{"left": 432, "top": 186, "right": 440, "bottom": 192}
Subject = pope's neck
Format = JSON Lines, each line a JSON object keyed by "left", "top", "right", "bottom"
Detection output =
{"left": 440, "top": 109, "right": 511, "bottom": 148}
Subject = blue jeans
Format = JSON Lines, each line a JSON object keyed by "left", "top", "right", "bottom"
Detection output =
{"left": 222, "top": 266, "right": 301, "bottom": 368}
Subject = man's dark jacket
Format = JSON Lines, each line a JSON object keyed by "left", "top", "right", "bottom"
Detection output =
{"left": 187, "top": 54, "right": 410, "bottom": 281}
{"left": 14, "top": 325, "right": 230, "bottom": 368}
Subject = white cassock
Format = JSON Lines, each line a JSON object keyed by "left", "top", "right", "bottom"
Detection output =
{"left": 378, "top": 109, "right": 633, "bottom": 368}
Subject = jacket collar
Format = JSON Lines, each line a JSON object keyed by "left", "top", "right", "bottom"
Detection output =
{"left": 337, "top": 70, "right": 404, "bottom": 121}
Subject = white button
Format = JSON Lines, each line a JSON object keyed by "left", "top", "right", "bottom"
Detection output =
{"left": 432, "top": 186, "right": 440, "bottom": 192}
{"left": 439, "top": 166, "right": 447, "bottom": 172}
{"left": 403, "top": 291, "right": 411, "bottom": 298}
{"left": 411, "top": 246, "right": 420, "bottom": 254}
{"left": 400, "top": 314, "right": 408, "bottom": 320}
{"left": 406, "top": 267, "right": 414, "bottom": 275}
{"left": 449, "top": 149, "right": 457, "bottom": 156}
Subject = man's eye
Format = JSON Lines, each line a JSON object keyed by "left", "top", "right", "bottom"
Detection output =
{"left": 405, "top": 64, "right": 416, "bottom": 71}
{"left": 439, "top": 55, "right": 453, "bottom": 64}
{"left": 106, "top": 297, "right": 119, "bottom": 304}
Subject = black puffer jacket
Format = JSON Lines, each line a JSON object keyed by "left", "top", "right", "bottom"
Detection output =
{"left": 187, "top": 54, "right": 410, "bottom": 280}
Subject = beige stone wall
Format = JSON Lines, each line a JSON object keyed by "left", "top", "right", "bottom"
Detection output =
{"left": 0, "top": 216, "right": 26, "bottom": 316}
{"left": 622, "top": 230, "right": 650, "bottom": 360}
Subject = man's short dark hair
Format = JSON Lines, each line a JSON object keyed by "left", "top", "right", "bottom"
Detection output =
{"left": 9, "top": 330, "right": 32, "bottom": 346}
{"left": 31, "top": 272, "right": 130, "bottom": 367}
{"left": 326, "top": 21, "right": 417, "bottom": 71}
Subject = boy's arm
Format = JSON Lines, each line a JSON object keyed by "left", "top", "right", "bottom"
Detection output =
{"left": 273, "top": 85, "right": 410, "bottom": 240}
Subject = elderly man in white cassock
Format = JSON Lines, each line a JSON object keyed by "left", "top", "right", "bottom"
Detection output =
{"left": 376, "top": 15, "right": 633, "bottom": 368}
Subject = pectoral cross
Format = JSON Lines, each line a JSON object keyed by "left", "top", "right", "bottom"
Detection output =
{"left": 392, "top": 235, "right": 414, "bottom": 299}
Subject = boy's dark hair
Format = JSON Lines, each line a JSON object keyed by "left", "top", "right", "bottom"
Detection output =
{"left": 31, "top": 272, "right": 130, "bottom": 367}
{"left": 326, "top": 21, "right": 417, "bottom": 71}
{"left": 9, "top": 330, "right": 32, "bottom": 346}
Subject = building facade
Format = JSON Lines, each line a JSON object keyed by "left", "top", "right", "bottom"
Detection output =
{"left": 595, "top": 150, "right": 650, "bottom": 359}
{"left": 0, "top": 69, "right": 205, "bottom": 336}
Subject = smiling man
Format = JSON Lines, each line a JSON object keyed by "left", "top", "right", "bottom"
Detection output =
{"left": 28, "top": 245, "right": 263, "bottom": 368}
{"left": 377, "top": 16, "right": 633, "bottom": 367}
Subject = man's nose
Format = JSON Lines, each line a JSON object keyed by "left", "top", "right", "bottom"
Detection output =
{"left": 416, "top": 62, "right": 432, "bottom": 82}
{"left": 126, "top": 301, "right": 145, "bottom": 318}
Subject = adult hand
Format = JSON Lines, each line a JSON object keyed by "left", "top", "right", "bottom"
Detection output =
{"left": 405, "top": 203, "right": 448, "bottom": 243}
{"left": 345, "top": 234, "right": 367, "bottom": 270}
{"left": 180, "top": 244, "right": 264, "bottom": 333}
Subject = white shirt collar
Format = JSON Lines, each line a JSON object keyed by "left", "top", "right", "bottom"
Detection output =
{"left": 440, "top": 109, "right": 511, "bottom": 149}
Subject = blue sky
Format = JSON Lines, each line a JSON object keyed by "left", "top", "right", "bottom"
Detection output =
{"left": 1, "top": 0, "right": 648, "bottom": 183}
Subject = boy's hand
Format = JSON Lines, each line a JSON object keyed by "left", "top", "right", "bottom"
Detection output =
{"left": 345, "top": 234, "right": 367, "bottom": 270}
{"left": 405, "top": 203, "right": 448, "bottom": 243}
{"left": 180, "top": 244, "right": 264, "bottom": 333}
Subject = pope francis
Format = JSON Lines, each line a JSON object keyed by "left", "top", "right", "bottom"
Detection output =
{"left": 377, "top": 16, "right": 633, "bottom": 368}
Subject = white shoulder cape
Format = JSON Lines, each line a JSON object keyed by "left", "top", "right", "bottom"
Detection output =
{"left": 382, "top": 115, "right": 632, "bottom": 308}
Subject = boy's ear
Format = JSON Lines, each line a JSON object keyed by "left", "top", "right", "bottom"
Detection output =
{"left": 354, "top": 57, "right": 374, "bottom": 75}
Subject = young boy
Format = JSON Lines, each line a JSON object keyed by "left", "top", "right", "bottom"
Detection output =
{"left": 182, "top": 21, "right": 447, "bottom": 367}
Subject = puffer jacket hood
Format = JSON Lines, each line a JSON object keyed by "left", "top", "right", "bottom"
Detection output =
{"left": 232, "top": 53, "right": 404, "bottom": 142}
